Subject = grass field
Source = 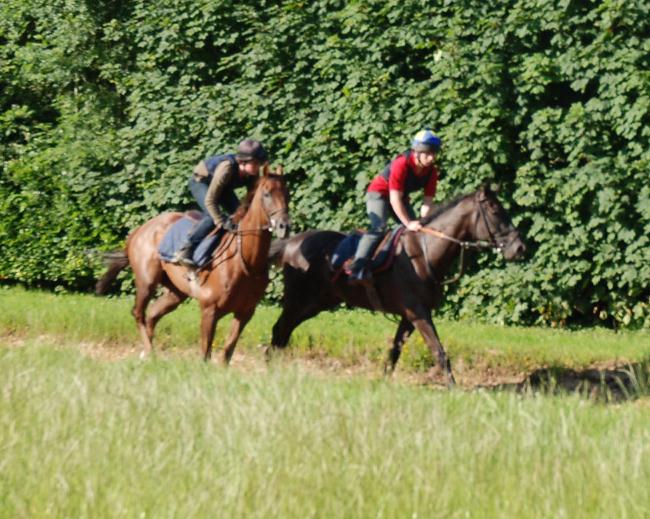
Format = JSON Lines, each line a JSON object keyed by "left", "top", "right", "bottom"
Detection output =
{"left": 1, "top": 343, "right": 650, "bottom": 518}
{"left": 2, "top": 286, "right": 649, "bottom": 377}
{"left": 2, "top": 287, "right": 650, "bottom": 517}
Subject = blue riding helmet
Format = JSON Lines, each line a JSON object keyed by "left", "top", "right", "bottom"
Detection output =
{"left": 411, "top": 129, "right": 441, "bottom": 153}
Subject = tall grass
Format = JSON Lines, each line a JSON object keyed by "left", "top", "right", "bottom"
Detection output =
{"left": 1, "top": 343, "right": 649, "bottom": 518}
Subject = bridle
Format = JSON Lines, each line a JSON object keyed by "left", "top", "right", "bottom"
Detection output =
{"left": 232, "top": 206, "right": 288, "bottom": 235}
{"left": 421, "top": 194, "right": 515, "bottom": 252}
{"left": 475, "top": 194, "right": 520, "bottom": 252}
{"left": 231, "top": 206, "right": 288, "bottom": 275}
{"left": 417, "top": 193, "right": 516, "bottom": 284}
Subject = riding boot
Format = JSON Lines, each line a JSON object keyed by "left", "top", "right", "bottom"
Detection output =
{"left": 348, "top": 257, "right": 371, "bottom": 285}
{"left": 170, "top": 213, "right": 215, "bottom": 266}
{"left": 170, "top": 241, "right": 196, "bottom": 266}
{"left": 348, "top": 231, "right": 382, "bottom": 285}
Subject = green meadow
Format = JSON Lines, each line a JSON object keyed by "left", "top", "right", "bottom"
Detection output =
{"left": 2, "top": 287, "right": 650, "bottom": 518}
{"left": 1, "top": 343, "right": 649, "bottom": 518}
{"left": 1, "top": 286, "right": 649, "bottom": 374}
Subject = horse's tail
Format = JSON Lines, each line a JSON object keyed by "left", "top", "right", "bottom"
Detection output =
{"left": 268, "top": 238, "right": 290, "bottom": 266}
{"left": 95, "top": 250, "right": 130, "bottom": 295}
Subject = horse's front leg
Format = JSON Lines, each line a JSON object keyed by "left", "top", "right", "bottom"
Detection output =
{"left": 410, "top": 313, "right": 455, "bottom": 387}
{"left": 384, "top": 317, "right": 415, "bottom": 375}
{"left": 221, "top": 308, "right": 255, "bottom": 365}
{"left": 199, "top": 304, "right": 222, "bottom": 361}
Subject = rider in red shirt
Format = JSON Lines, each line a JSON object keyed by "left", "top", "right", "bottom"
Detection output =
{"left": 349, "top": 129, "right": 442, "bottom": 284}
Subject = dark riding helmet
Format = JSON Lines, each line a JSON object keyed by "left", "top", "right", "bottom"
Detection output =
{"left": 411, "top": 129, "right": 441, "bottom": 154}
{"left": 236, "top": 139, "right": 268, "bottom": 163}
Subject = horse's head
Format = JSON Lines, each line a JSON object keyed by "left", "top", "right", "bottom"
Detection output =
{"left": 258, "top": 165, "right": 291, "bottom": 239}
{"left": 470, "top": 184, "right": 526, "bottom": 261}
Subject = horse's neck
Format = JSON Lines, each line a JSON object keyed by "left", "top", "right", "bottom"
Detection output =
{"left": 238, "top": 195, "right": 271, "bottom": 272}
{"left": 421, "top": 201, "right": 473, "bottom": 274}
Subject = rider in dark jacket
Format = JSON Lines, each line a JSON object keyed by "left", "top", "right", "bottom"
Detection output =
{"left": 171, "top": 139, "right": 268, "bottom": 266}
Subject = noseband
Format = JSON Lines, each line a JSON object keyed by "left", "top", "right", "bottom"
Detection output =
{"left": 476, "top": 195, "right": 519, "bottom": 252}
{"left": 265, "top": 207, "right": 289, "bottom": 233}
{"left": 231, "top": 194, "right": 289, "bottom": 235}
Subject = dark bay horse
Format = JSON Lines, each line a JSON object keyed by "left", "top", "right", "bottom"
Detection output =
{"left": 268, "top": 185, "right": 525, "bottom": 385}
{"left": 96, "top": 167, "right": 290, "bottom": 363}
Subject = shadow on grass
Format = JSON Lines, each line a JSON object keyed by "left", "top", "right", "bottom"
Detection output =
{"left": 492, "top": 359, "right": 650, "bottom": 403}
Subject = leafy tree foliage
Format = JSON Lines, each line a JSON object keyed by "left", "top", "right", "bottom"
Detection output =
{"left": 1, "top": 0, "right": 648, "bottom": 326}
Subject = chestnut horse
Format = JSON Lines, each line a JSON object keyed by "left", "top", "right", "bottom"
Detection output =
{"left": 268, "top": 185, "right": 525, "bottom": 385}
{"left": 96, "top": 167, "right": 290, "bottom": 363}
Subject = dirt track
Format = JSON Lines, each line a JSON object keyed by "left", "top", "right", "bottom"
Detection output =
{"left": 3, "top": 333, "right": 646, "bottom": 402}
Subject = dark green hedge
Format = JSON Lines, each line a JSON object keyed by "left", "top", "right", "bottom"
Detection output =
{"left": 1, "top": 0, "right": 649, "bottom": 327}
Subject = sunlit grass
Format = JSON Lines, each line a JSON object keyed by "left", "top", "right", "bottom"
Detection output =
{"left": 1, "top": 286, "right": 648, "bottom": 375}
{"left": 1, "top": 343, "right": 649, "bottom": 518}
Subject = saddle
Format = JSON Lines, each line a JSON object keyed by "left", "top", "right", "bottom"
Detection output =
{"left": 158, "top": 216, "right": 224, "bottom": 268}
{"left": 330, "top": 227, "right": 405, "bottom": 277}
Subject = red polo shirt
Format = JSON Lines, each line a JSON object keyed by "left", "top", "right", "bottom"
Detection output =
{"left": 367, "top": 152, "right": 438, "bottom": 198}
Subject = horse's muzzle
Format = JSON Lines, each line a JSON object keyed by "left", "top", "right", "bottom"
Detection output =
{"left": 502, "top": 232, "right": 526, "bottom": 261}
{"left": 271, "top": 217, "right": 291, "bottom": 239}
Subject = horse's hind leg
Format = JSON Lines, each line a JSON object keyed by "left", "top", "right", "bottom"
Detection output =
{"left": 145, "top": 283, "right": 188, "bottom": 346}
{"left": 221, "top": 307, "right": 255, "bottom": 365}
{"left": 270, "top": 299, "right": 333, "bottom": 352}
{"left": 268, "top": 266, "right": 339, "bottom": 358}
{"left": 384, "top": 317, "right": 415, "bottom": 375}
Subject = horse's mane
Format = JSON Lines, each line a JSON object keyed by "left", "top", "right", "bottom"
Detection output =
{"left": 230, "top": 174, "right": 285, "bottom": 224}
{"left": 230, "top": 181, "right": 258, "bottom": 223}
{"left": 419, "top": 191, "right": 474, "bottom": 226}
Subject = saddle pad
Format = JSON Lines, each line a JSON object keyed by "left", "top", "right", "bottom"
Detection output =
{"left": 158, "top": 217, "right": 222, "bottom": 267}
{"left": 330, "top": 232, "right": 362, "bottom": 270}
{"left": 330, "top": 227, "right": 404, "bottom": 273}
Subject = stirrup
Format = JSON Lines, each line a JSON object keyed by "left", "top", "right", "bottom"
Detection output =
{"left": 348, "top": 268, "right": 372, "bottom": 286}
{"left": 185, "top": 269, "right": 198, "bottom": 283}
{"left": 170, "top": 246, "right": 195, "bottom": 266}
{"left": 179, "top": 256, "right": 196, "bottom": 267}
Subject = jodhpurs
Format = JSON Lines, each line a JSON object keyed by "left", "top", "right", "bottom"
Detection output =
{"left": 186, "top": 177, "right": 217, "bottom": 246}
{"left": 353, "top": 192, "right": 415, "bottom": 261}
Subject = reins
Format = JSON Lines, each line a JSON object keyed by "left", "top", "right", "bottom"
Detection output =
{"left": 419, "top": 227, "right": 495, "bottom": 251}
{"left": 188, "top": 169, "right": 288, "bottom": 283}
{"left": 229, "top": 206, "right": 287, "bottom": 235}
{"left": 416, "top": 198, "right": 507, "bottom": 285}
{"left": 231, "top": 205, "right": 287, "bottom": 274}
{"left": 194, "top": 208, "right": 280, "bottom": 278}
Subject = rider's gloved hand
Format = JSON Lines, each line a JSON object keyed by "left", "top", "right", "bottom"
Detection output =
{"left": 222, "top": 217, "right": 238, "bottom": 233}
{"left": 406, "top": 220, "right": 422, "bottom": 232}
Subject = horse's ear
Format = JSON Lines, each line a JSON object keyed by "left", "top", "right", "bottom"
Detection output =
{"left": 262, "top": 162, "right": 270, "bottom": 177}
{"left": 275, "top": 165, "right": 284, "bottom": 176}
